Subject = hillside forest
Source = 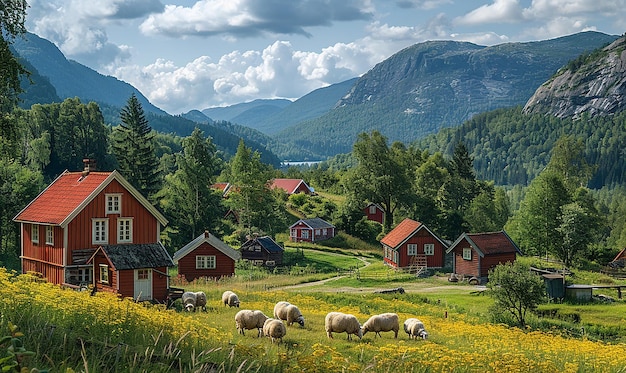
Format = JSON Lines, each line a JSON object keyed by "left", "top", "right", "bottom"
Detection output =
{"left": 0, "top": 91, "right": 625, "bottom": 273}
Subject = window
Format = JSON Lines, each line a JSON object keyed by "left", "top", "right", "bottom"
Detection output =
{"left": 137, "top": 269, "right": 149, "bottom": 280}
{"left": 424, "top": 243, "right": 435, "bottom": 256}
{"left": 315, "top": 229, "right": 321, "bottom": 235}
{"left": 407, "top": 244, "right": 417, "bottom": 256}
{"left": 92, "top": 219, "right": 109, "bottom": 244}
{"left": 463, "top": 247, "right": 472, "bottom": 260}
{"left": 322, "top": 228, "right": 328, "bottom": 235}
{"left": 117, "top": 218, "right": 133, "bottom": 243}
{"left": 301, "top": 230, "right": 310, "bottom": 239}
{"left": 106, "top": 194, "right": 121, "bottom": 214}
{"left": 369, "top": 205, "right": 377, "bottom": 214}
{"left": 196, "top": 255, "right": 216, "bottom": 269}
{"left": 99, "top": 264, "right": 109, "bottom": 284}
{"left": 45, "top": 226, "right": 54, "bottom": 245}
{"left": 31, "top": 224, "right": 39, "bottom": 244}
{"left": 77, "top": 268, "right": 92, "bottom": 283}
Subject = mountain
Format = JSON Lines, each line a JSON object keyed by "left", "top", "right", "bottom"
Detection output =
{"left": 273, "top": 31, "right": 619, "bottom": 159}
{"left": 12, "top": 32, "right": 166, "bottom": 115}
{"left": 201, "top": 99, "right": 292, "bottom": 122}
{"left": 523, "top": 35, "right": 626, "bottom": 118}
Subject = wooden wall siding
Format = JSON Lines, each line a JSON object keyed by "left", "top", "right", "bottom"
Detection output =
{"left": 178, "top": 243, "right": 236, "bottom": 281}
{"left": 396, "top": 229, "right": 445, "bottom": 268}
{"left": 67, "top": 180, "right": 159, "bottom": 263}
{"left": 480, "top": 253, "right": 516, "bottom": 277}
{"left": 117, "top": 270, "right": 135, "bottom": 299}
{"left": 21, "top": 224, "right": 65, "bottom": 267}
{"left": 22, "top": 259, "right": 64, "bottom": 284}
{"left": 92, "top": 254, "right": 118, "bottom": 295}
{"left": 152, "top": 267, "right": 169, "bottom": 302}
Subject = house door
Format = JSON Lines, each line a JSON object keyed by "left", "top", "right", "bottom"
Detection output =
{"left": 134, "top": 269, "right": 152, "bottom": 301}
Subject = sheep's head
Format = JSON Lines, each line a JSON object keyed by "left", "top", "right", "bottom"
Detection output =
{"left": 185, "top": 304, "right": 195, "bottom": 312}
{"left": 418, "top": 330, "right": 428, "bottom": 340}
{"left": 357, "top": 327, "right": 364, "bottom": 339}
{"left": 297, "top": 316, "right": 305, "bottom": 327}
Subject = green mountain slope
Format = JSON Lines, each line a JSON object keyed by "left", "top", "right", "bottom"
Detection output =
{"left": 275, "top": 31, "right": 618, "bottom": 159}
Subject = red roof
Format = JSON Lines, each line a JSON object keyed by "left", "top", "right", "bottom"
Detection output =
{"left": 13, "top": 170, "right": 167, "bottom": 227}
{"left": 270, "top": 178, "right": 311, "bottom": 194}
{"left": 461, "top": 232, "right": 520, "bottom": 256}
{"left": 380, "top": 218, "right": 422, "bottom": 248}
{"left": 14, "top": 171, "right": 112, "bottom": 225}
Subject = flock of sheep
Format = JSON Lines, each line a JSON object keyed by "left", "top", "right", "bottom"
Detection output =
{"left": 181, "top": 290, "right": 428, "bottom": 343}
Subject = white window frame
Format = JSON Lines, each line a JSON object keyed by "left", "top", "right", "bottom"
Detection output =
{"left": 407, "top": 243, "right": 417, "bottom": 256}
{"left": 369, "top": 205, "right": 377, "bottom": 214}
{"left": 137, "top": 269, "right": 149, "bottom": 280}
{"left": 92, "top": 218, "right": 109, "bottom": 244}
{"left": 45, "top": 226, "right": 54, "bottom": 245}
{"left": 106, "top": 194, "right": 122, "bottom": 214}
{"left": 322, "top": 228, "right": 328, "bottom": 235}
{"left": 31, "top": 224, "right": 39, "bottom": 244}
{"left": 301, "top": 230, "right": 310, "bottom": 239}
{"left": 117, "top": 218, "right": 133, "bottom": 243}
{"left": 424, "top": 243, "right": 435, "bottom": 256}
{"left": 77, "top": 268, "right": 92, "bottom": 283}
{"left": 99, "top": 264, "right": 109, "bottom": 284}
{"left": 463, "top": 247, "right": 472, "bottom": 260}
{"left": 196, "top": 255, "right": 216, "bottom": 269}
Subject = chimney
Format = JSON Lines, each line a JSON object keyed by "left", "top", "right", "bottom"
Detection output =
{"left": 204, "top": 230, "right": 210, "bottom": 238}
{"left": 82, "top": 158, "right": 97, "bottom": 176}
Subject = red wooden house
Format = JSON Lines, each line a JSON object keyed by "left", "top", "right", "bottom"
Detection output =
{"left": 172, "top": 231, "right": 241, "bottom": 281}
{"left": 446, "top": 231, "right": 522, "bottom": 281}
{"left": 289, "top": 217, "right": 335, "bottom": 242}
{"left": 270, "top": 178, "right": 313, "bottom": 195}
{"left": 380, "top": 218, "right": 448, "bottom": 270}
{"left": 363, "top": 202, "right": 384, "bottom": 225}
{"left": 13, "top": 164, "right": 172, "bottom": 302}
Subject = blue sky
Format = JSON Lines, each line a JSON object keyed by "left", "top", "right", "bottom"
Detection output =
{"left": 24, "top": 0, "right": 626, "bottom": 114}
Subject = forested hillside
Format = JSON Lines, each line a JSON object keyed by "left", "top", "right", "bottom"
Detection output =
{"left": 416, "top": 107, "right": 626, "bottom": 189}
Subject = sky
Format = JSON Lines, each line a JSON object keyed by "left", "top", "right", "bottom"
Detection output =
{"left": 24, "top": 0, "right": 626, "bottom": 114}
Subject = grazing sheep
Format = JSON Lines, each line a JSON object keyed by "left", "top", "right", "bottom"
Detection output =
{"left": 195, "top": 291, "right": 207, "bottom": 312}
{"left": 235, "top": 310, "right": 269, "bottom": 337}
{"left": 222, "top": 290, "right": 240, "bottom": 307}
{"left": 274, "top": 302, "right": 305, "bottom": 327}
{"left": 263, "top": 318, "right": 287, "bottom": 343}
{"left": 181, "top": 291, "right": 197, "bottom": 312}
{"left": 362, "top": 313, "right": 399, "bottom": 338}
{"left": 404, "top": 318, "right": 428, "bottom": 340}
{"left": 324, "top": 312, "right": 363, "bottom": 340}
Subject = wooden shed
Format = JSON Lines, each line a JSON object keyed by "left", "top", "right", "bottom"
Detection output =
{"left": 289, "top": 217, "right": 335, "bottom": 242}
{"left": 239, "top": 235, "right": 284, "bottom": 267}
{"left": 87, "top": 243, "right": 174, "bottom": 302}
{"left": 173, "top": 231, "right": 241, "bottom": 281}
{"left": 446, "top": 231, "right": 522, "bottom": 281}
{"left": 380, "top": 218, "right": 448, "bottom": 271}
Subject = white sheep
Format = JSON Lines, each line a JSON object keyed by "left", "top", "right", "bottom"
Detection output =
{"left": 181, "top": 291, "right": 197, "bottom": 312}
{"left": 324, "top": 312, "right": 363, "bottom": 340}
{"left": 235, "top": 310, "right": 269, "bottom": 337}
{"left": 362, "top": 313, "right": 399, "bottom": 338}
{"left": 404, "top": 318, "right": 428, "bottom": 340}
{"left": 274, "top": 302, "right": 305, "bottom": 327}
{"left": 195, "top": 291, "right": 207, "bottom": 312}
{"left": 263, "top": 318, "right": 287, "bottom": 343}
{"left": 222, "top": 290, "right": 240, "bottom": 307}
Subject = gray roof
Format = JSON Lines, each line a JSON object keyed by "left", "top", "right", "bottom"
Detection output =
{"left": 240, "top": 236, "right": 284, "bottom": 253}
{"left": 290, "top": 217, "right": 335, "bottom": 229}
{"left": 89, "top": 243, "right": 174, "bottom": 270}
{"left": 173, "top": 231, "right": 241, "bottom": 263}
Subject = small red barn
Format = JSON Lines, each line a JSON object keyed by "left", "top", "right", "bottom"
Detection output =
{"left": 380, "top": 218, "right": 448, "bottom": 270}
{"left": 12, "top": 161, "right": 171, "bottom": 301}
{"left": 363, "top": 202, "right": 384, "bottom": 225}
{"left": 87, "top": 243, "right": 173, "bottom": 301}
{"left": 446, "top": 231, "right": 522, "bottom": 280}
{"left": 270, "top": 178, "right": 313, "bottom": 195}
{"left": 173, "top": 231, "right": 241, "bottom": 281}
{"left": 289, "top": 217, "right": 335, "bottom": 242}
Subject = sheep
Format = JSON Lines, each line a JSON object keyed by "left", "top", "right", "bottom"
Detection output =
{"left": 262, "top": 318, "right": 287, "bottom": 343}
{"left": 234, "top": 310, "right": 269, "bottom": 337}
{"left": 324, "top": 312, "right": 363, "bottom": 340}
{"left": 274, "top": 301, "right": 305, "bottom": 327}
{"left": 362, "top": 313, "right": 399, "bottom": 338}
{"left": 195, "top": 291, "right": 207, "bottom": 312}
{"left": 404, "top": 318, "right": 428, "bottom": 340}
{"left": 181, "top": 291, "right": 197, "bottom": 312}
{"left": 222, "top": 290, "right": 240, "bottom": 307}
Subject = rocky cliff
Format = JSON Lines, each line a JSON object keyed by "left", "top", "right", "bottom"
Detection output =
{"left": 523, "top": 35, "right": 626, "bottom": 118}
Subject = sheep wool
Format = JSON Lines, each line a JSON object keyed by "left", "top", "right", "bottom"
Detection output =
{"left": 274, "top": 302, "right": 305, "bottom": 327}
{"left": 263, "top": 318, "right": 287, "bottom": 343}
{"left": 404, "top": 318, "right": 428, "bottom": 340}
{"left": 235, "top": 310, "right": 269, "bottom": 337}
{"left": 181, "top": 291, "right": 197, "bottom": 312}
{"left": 362, "top": 313, "right": 399, "bottom": 338}
{"left": 222, "top": 290, "right": 240, "bottom": 307}
{"left": 195, "top": 291, "right": 207, "bottom": 312}
{"left": 273, "top": 301, "right": 291, "bottom": 319}
{"left": 324, "top": 312, "right": 363, "bottom": 340}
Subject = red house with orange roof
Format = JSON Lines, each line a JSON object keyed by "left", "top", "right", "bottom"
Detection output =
{"left": 270, "top": 178, "right": 313, "bottom": 195}
{"left": 13, "top": 161, "right": 173, "bottom": 302}
{"left": 446, "top": 231, "right": 521, "bottom": 281}
{"left": 380, "top": 218, "right": 448, "bottom": 270}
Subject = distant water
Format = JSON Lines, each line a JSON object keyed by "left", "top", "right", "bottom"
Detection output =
{"left": 281, "top": 161, "right": 322, "bottom": 167}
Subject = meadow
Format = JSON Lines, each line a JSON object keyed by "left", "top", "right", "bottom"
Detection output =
{"left": 2, "top": 259, "right": 626, "bottom": 373}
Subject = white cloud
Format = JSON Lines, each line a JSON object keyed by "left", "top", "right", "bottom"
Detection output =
{"left": 523, "top": 0, "right": 626, "bottom": 19}
{"left": 455, "top": 0, "right": 523, "bottom": 25}
{"left": 395, "top": 0, "right": 452, "bottom": 9}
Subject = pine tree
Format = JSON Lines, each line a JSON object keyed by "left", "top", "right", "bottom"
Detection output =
{"left": 112, "top": 94, "right": 161, "bottom": 200}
